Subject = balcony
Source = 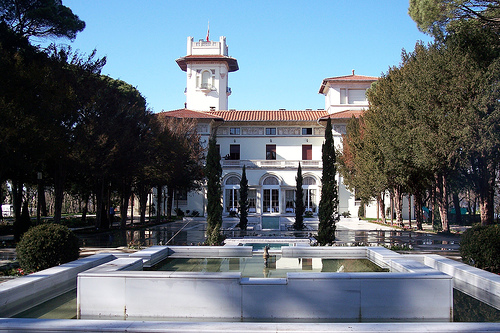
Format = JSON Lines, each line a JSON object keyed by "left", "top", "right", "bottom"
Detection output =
{"left": 222, "top": 159, "right": 322, "bottom": 169}
{"left": 198, "top": 83, "right": 215, "bottom": 93}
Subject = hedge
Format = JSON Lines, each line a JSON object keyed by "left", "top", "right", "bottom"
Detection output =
{"left": 460, "top": 224, "right": 500, "bottom": 273}
{"left": 16, "top": 223, "right": 80, "bottom": 273}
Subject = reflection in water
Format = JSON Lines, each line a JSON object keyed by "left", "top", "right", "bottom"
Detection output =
{"left": 75, "top": 221, "right": 461, "bottom": 253}
{"left": 147, "top": 256, "right": 388, "bottom": 278}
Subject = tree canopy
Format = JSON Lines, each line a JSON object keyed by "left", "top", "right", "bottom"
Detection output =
{"left": 317, "top": 118, "right": 339, "bottom": 244}
{"left": 340, "top": 20, "right": 500, "bottom": 228}
{"left": 0, "top": 0, "right": 85, "bottom": 39}
{"left": 409, "top": 0, "right": 500, "bottom": 37}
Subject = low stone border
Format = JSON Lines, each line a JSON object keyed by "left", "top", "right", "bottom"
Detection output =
{"left": 1, "top": 318, "right": 500, "bottom": 332}
{"left": 0, "top": 253, "right": 115, "bottom": 317}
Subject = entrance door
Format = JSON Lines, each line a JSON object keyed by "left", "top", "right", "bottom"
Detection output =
{"left": 262, "top": 176, "right": 280, "bottom": 214}
{"left": 263, "top": 188, "right": 279, "bottom": 213}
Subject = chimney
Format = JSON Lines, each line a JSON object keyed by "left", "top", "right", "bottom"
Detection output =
{"left": 352, "top": 69, "right": 355, "bottom": 75}
{"left": 184, "top": 102, "right": 187, "bottom": 109}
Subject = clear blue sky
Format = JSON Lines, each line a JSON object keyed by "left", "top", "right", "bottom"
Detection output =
{"left": 43, "top": 1, "right": 433, "bottom": 113}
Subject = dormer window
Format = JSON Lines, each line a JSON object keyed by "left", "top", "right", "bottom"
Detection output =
{"left": 340, "top": 88, "right": 367, "bottom": 104}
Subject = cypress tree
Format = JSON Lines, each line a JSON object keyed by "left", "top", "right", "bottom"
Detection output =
{"left": 317, "top": 118, "right": 339, "bottom": 245}
{"left": 238, "top": 165, "right": 248, "bottom": 230}
{"left": 205, "top": 133, "right": 223, "bottom": 245}
{"left": 294, "top": 162, "right": 305, "bottom": 230}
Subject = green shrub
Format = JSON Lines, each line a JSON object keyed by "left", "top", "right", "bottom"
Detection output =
{"left": 460, "top": 224, "right": 500, "bottom": 273}
{"left": 16, "top": 223, "right": 80, "bottom": 273}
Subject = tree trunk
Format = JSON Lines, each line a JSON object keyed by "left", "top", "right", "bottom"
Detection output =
{"left": 390, "top": 191, "right": 394, "bottom": 226}
{"left": 408, "top": 194, "right": 412, "bottom": 229}
{"left": 167, "top": 187, "right": 174, "bottom": 219}
{"left": 479, "top": 186, "right": 495, "bottom": 226}
{"left": 119, "top": 193, "right": 129, "bottom": 229}
{"left": 394, "top": 186, "right": 403, "bottom": 227}
{"left": 453, "top": 192, "right": 462, "bottom": 225}
{"left": 378, "top": 193, "right": 386, "bottom": 224}
{"left": 40, "top": 178, "right": 47, "bottom": 216}
{"left": 414, "top": 193, "right": 423, "bottom": 230}
{"left": 95, "top": 180, "right": 108, "bottom": 229}
{"left": 11, "top": 180, "right": 23, "bottom": 224}
{"left": 156, "top": 185, "right": 162, "bottom": 223}
{"left": 53, "top": 166, "right": 66, "bottom": 224}
{"left": 435, "top": 173, "right": 449, "bottom": 232}
{"left": 82, "top": 194, "right": 89, "bottom": 223}
{"left": 137, "top": 186, "right": 149, "bottom": 224}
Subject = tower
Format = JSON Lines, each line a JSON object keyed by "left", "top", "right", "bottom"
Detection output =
{"left": 176, "top": 36, "right": 239, "bottom": 111}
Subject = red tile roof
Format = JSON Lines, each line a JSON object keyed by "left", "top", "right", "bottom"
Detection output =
{"left": 160, "top": 109, "right": 361, "bottom": 122}
{"left": 206, "top": 110, "right": 329, "bottom": 122}
{"left": 159, "top": 109, "right": 223, "bottom": 120}
{"left": 323, "top": 74, "right": 378, "bottom": 82}
{"left": 319, "top": 73, "right": 378, "bottom": 94}
{"left": 320, "top": 109, "right": 364, "bottom": 120}
{"left": 176, "top": 55, "right": 239, "bottom": 72}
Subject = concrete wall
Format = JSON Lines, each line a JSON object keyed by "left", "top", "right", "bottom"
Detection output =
{"left": 0, "top": 253, "right": 115, "bottom": 318}
{"left": 77, "top": 246, "right": 453, "bottom": 321}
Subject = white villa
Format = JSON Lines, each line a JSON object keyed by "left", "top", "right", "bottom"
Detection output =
{"left": 158, "top": 36, "right": 396, "bottom": 225}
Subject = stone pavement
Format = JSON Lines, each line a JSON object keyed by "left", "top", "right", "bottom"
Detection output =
{"left": 337, "top": 218, "right": 398, "bottom": 231}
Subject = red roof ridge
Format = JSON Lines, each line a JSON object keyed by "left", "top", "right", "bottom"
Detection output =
{"left": 159, "top": 108, "right": 224, "bottom": 120}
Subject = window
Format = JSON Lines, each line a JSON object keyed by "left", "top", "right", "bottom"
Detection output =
{"left": 230, "top": 127, "right": 240, "bottom": 135}
{"left": 225, "top": 177, "right": 240, "bottom": 213}
{"left": 348, "top": 89, "right": 367, "bottom": 104}
{"left": 302, "top": 145, "right": 312, "bottom": 160}
{"left": 303, "top": 177, "right": 317, "bottom": 213}
{"left": 229, "top": 145, "right": 240, "bottom": 160}
{"left": 285, "top": 190, "right": 295, "bottom": 213}
{"left": 226, "top": 176, "right": 240, "bottom": 185}
{"left": 201, "top": 70, "right": 213, "bottom": 90}
{"left": 263, "top": 176, "right": 279, "bottom": 213}
{"left": 263, "top": 189, "right": 279, "bottom": 213}
{"left": 340, "top": 88, "right": 347, "bottom": 104}
{"left": 265, "top": 128, "right": 276, "bottom": 135}
{"left": 248, "top": 190, "right": 256, "bottom": 213}
{"left": 225, "top": 188, "right": 239, "bottom": 212}
{"left": 302, "top": 128, "right": 312, "bottom": 135}
{"left": 266, "top": 145, "right": 276, "bottom": 160}
{"left": 263, "top": 176, "right": 279, "bottom": 185}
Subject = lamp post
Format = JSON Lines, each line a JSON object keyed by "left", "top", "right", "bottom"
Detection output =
{"left": 37, "top": 172, "right": 42, "bottom": 225}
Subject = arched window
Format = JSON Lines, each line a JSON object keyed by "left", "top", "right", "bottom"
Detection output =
{"left": 303, "top": 177, "right": 318, "bottom": 213}
{"left": 303, "top": 177, "right": 316, "bottom": 185}
{"left": 226, "top": 176, "right": 240, "bottom": 185}
{"left": 263, "top": 176, "right": 279, "bottom": 213}
{"left": 263, "top": 176, "right": 279, "bottom": 186}
{"left": 224, "top": 176, "right": 240, "bottom": 213}
{"left": 201, "top": 70, "right": 212, "bottom": 89}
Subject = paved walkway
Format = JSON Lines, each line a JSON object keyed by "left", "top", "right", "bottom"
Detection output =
{"left": 337, "top": 218, "right": 398, "bottom": 231}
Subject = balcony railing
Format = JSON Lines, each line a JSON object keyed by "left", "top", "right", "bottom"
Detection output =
{"left": 222, "top": 160, "right": 322, "bottom": 169}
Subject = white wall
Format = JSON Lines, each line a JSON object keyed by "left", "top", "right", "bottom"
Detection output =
{"left": 77, "top": 247, "right": 453, "bottom": 321}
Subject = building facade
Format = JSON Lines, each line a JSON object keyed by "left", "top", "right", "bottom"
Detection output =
{"left": 159, "top": 36, "right": 396, "bottom": 225}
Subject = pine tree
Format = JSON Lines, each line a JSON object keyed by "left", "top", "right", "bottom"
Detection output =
{"left": 238, "top": 165, "right": 248, "bottom": 230}
{"left": 317, "top": 118, "right": 339, "bottom": 245}
{"left": 294, "top": 162, "right": 305, "bottom": 230}
{"left": 205, "top": 133, "right": 223, "bottom": 245}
